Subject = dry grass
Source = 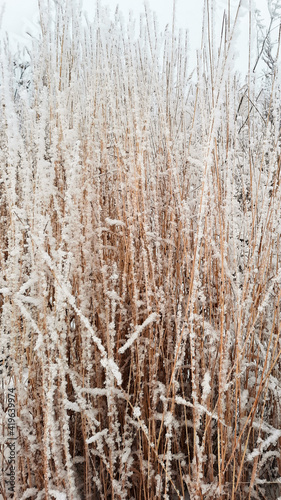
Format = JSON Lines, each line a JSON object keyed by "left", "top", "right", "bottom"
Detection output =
{"left": 0, "top": 1, "right": 281, "bottom": 499}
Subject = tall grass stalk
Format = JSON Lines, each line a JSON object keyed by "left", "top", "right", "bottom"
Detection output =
{"left": 0, "top": 0, "right": 281, "bottom": 498}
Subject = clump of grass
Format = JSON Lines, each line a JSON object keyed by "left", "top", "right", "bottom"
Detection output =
{"left": 0, "top": 0, "right": 281, "bottom": 499}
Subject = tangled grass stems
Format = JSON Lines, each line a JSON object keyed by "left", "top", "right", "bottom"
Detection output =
{"left": 0, "top": 0, "right": 281, "bottom": 499}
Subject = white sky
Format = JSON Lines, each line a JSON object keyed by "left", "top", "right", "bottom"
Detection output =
{"left": 0, "top": 0, "right": 274, "bottom": 75}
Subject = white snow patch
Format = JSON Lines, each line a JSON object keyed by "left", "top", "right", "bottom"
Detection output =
{"left": 101, "top": 357, "right": 122, "bottom": 386}
{"left": 86, "top": 428, "right": 108, "bottom": 444}
{"left": 202, "top": 371, "right": 211, "bottom": 402}
{"left": 64, "top": 400, "right": 80, "bottom": 412}
{"left": 49, "top": 491, "right": 67, "bottom": 500}
{"left": 164, "top": 411, "right": 173, "bottom": 427}
{"left": 105, "top": 218, "right": 125, "bottom": 227}
{"left": 19, "top": 488, "right": 38, "bottom": 499}
{"left": 34, "top": 333, "right": 44, "bottom": 351}
{"left": 119, "top": 312, "right": 158, "bottom": 354}
{"left": 133, "top": 406, "right": 141, "bottom": 418}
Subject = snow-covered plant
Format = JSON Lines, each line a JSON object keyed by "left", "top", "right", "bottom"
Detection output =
{"left": 0, "top": 0, "right": 281, "bottom": 498}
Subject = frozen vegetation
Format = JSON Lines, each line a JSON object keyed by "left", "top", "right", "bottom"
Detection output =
{"left": 0, "top": 0, "right": 281, "bottom": 498}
